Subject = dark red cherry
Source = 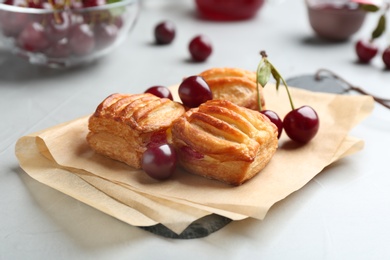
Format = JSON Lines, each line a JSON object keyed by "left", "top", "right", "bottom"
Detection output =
{"left": 283, "top": 106, "right": 319, "bottom": 143}
{"left": 382, "top": 46, "right": 390, "bottom": 69}
{"left": 17, "top": 22, "right": 50, "bottom": 52}
{"left": 3, "top": 0, "right": 14, "bottom": 5}
{"left": 113, "top": 16, "right": 124, "bottom": 29}
{"left": 45, "top": 12, "right": 71, "bottom": 42}
{"left": 142, "top": 143, "right": 177, "bottom": 180}
{"left": 0, "top": 11, "right": 31, "bottom": 37}
{"left": 45, "top": 38, "right": 71, "bottom": 58}
{"left": 69, "top": 23, "right": 95, "bottom": 55}
{"left": 260, "top": 110, "right": 283, "bottom": 139}
{"left": 355, "top": 39, "right": 378, "bottom": 63}
{"left": 189, "top": 35, "right": 212, "bottom": 62}
{"left": 154, "top": 21, "right": 175, "bottom": 45}
{"left": 178, "top": 75, "right": 212, "bottom": 108}
{"left": 27, "top": 0, "right": 45, "bottom": 8}
{"left": 94, "top": 23, "right": 119, "bottom": 49}
{"left": 82, "top": 0, "right": 106, "bottom": 8}
{"left": 145, "top": 86, "right": 173, "bottom": 100}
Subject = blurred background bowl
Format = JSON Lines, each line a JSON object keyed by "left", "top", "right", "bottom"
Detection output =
{"left": 0, "top": 0, "right": 140, "bottom": 68}
{"left": 194, "top": 0, "right": 265, "bottom": 21}
{"left": 306, "top": 0, "right": 366, "bottom": 41}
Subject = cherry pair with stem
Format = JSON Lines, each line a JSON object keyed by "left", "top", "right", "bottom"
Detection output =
{"left": 256, "top": 51, "right": 319, "bottom": 143}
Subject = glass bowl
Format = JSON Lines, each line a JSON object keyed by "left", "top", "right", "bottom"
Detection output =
{"left": 306, "top": 0, "right": 366, "bottom": 41}
{"left": 0, "top": 0, "right": 140, "bottom": 68}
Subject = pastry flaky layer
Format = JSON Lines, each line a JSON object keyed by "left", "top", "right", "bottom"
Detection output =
{"left": 199, "top": 67, "right": 265, "bottom": 110}
{"left": 87, "top": 93, "right": 185, "bottom": 168}
{"left": 171, "top": 99, "right": 278, "bottom": 186}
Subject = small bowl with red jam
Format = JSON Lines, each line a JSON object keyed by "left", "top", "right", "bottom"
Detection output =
{"left": 0, "top": 0, "right": 140, "bottom": 68}
{"left": 306, "top": 0, "right": 366, "bottom": 41}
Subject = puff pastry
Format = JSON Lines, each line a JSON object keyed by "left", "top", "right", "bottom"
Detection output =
{"left": 171, "top": 99, "right": 278, "bottom": 186}
{"left": 199, "top": 67, "right": 265, "bottom": 110}
{"left": 87, "top": 93, "right": 185, "bottom": 168}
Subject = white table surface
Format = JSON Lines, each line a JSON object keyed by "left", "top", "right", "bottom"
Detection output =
{"left": 1, "top": 0, "right": 390, "bottom": 259}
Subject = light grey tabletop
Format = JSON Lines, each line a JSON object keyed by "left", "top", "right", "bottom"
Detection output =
{"left": 1, "top": 0, "right": 390, "bottom": 259}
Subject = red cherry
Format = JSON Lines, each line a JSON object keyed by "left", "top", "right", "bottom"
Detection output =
{"left": 0, "top": 11, "right": 31, "bottom": 37}
{"left": 17, "top": 22, "right": 50, "bottom": 52}
{"left": 145, "top": 86, "right": 173, "bottom": 100}
{"left": 70, "top": 1, "right": 83, "bottom": 9}
{"left": 94, "top": 23, "right": 119, "bottom": 49}
{"left": 69, "top": 23, "right": 95, "bottom": 55}
{"left": 45, "top": 38, "right": 71, "bottom": 58}
{"left": 189, "top": 35, "right": 212, "bottom": 62}
{"left": 260, "top": 110, "right": 283, "bottom": 139}
{"left": 178, "top": 75, "right": 212, "bottom": 108}
{"left": 82, "top": 0, "right": 106, "bottom": 8}
{"left": 3, "top": 0, "right": 14, "bottom": 5}
{"left": 355, "top": 39, "right": 378, "bottom": 63}
{"left": 45, "top": 12, "right": 71, "bottom": 42}
{"left": 283, "top": 106, "right": 319, "bottom": 143}
{"left": 27, "top": 0, "right": 45, "bottom": 8}
{"left": 113, "top": 16, "right": 124, "bottom": 29}
{"left": 382, "top": 47, "right": 390, "bottom": 69}
{"left": 154, "top": 21, "right": 175, "bottom": 45}
{"left": 141, "top": 143, "right": 177, "bottom": 180}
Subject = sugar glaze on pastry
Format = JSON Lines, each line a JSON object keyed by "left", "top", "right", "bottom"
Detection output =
{"left": 87, "top": 93, "right": 185, "bottom": 168}
{"left": 171, "top": 99, "right": 278, "bottom": 186}
{"left": 199, "top": 67, "right": 265, "bottom": 110}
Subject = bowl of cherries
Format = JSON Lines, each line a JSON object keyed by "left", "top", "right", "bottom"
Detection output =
{"left": 0, "top": 0, "right": 140, "bottom": 68}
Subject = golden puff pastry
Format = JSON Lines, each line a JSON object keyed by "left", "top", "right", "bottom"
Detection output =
{"left": 171, "top": 99, "right": 278, "bottom": 186}
{"left": 87, "top": 93, "right": 185, "bottom": 168}
{"left": 199, "top": 67, "right": 265, "bottom": 110}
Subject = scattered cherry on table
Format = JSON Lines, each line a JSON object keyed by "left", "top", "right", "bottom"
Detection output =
{"left": 188, "top": 35, "right": 212, "bottom": 62}
{"left": 154, "top": 21, "right": 176, "bottom": 45}
{"left": 355, "top": 39, "right": 378, "bottom": 63}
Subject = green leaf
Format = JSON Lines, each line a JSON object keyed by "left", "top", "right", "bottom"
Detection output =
{"left": 360, "top": 4, "right": 380, "bottom": 12}
{"left": 372, "top": 14, "right": 386, "bottom": 39}
{"left": 257, "top": 61, "right": 271, "bottom": 87}
{"left": 270, "top": 66, "right": 281, "bottom": 91}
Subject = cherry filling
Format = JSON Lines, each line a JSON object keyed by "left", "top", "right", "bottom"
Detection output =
{"left": 180, "top": 146, "right": 204, "bottom": 160}
{"left": 147, "top": 130, "right": 168, "bottom": 148}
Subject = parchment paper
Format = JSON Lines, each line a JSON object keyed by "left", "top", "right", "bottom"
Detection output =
{"left": 15, "top": 85, "right": 374, "bottom": 234}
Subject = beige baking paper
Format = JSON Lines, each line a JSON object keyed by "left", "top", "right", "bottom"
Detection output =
{"left": 15, "top": 85, "right": 374, "bottom": 234}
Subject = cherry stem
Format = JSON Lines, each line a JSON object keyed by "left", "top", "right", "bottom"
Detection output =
{"left": 279, "top": 69, "right": 295, "bottom": 110}
{"left": 259, "top": 51, "right": 295, "bottom": 110}
{"left": 315, "top": 68, "right": 390, "bottom": 109}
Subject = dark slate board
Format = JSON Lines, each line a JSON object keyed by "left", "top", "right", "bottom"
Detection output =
{"left": 139, "top": 214, "right": 232, "bottom": 239}
{"left": 286, "top": 74, "right": 346, "bottom": 94}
